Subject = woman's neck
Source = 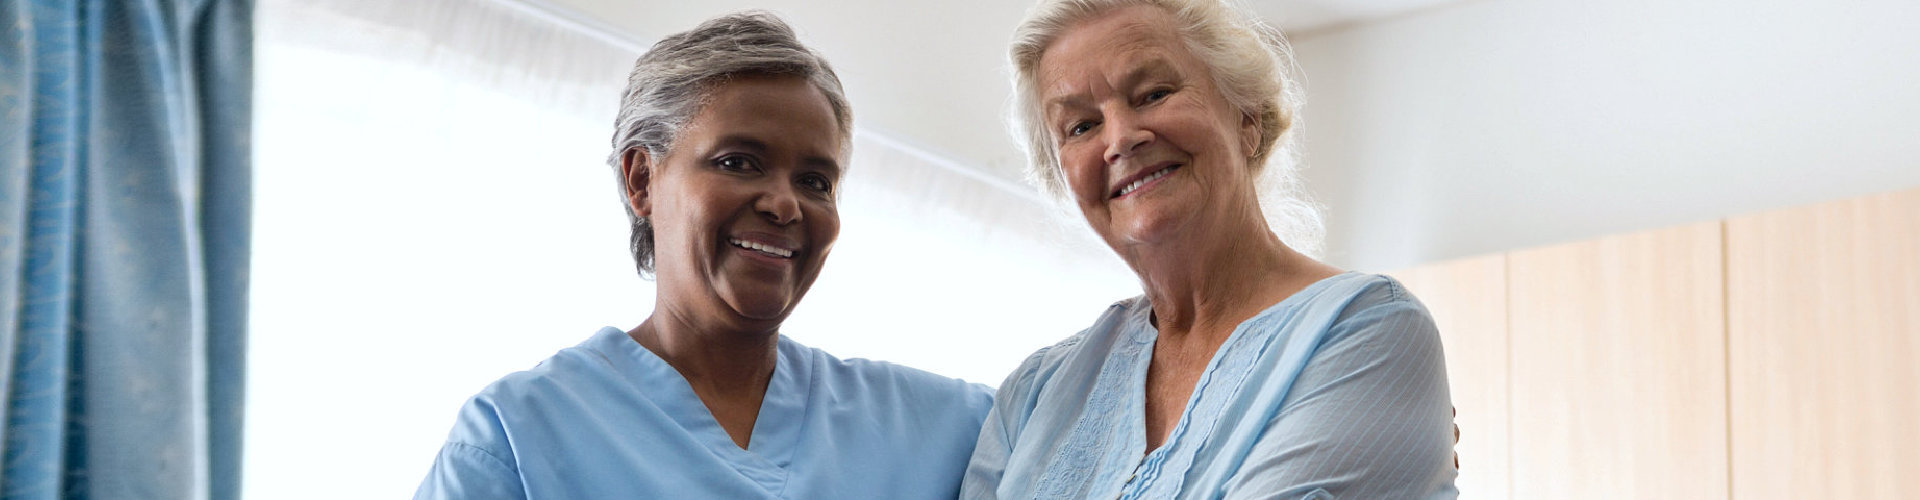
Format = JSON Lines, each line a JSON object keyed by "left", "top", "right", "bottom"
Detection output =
{"left": 1129, "top": 222, "right": 1339, "bottom": 343}
{"left": 628, "top": 301, "right": 780, "bottom": 449}
{"left": 631, "top": 308, "right": 779, "bottom": 389}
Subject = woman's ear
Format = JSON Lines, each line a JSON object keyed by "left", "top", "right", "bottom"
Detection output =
{"left": 1240, "top": 112, "right": 1263, "bottom": 161}
{"left": 621, "top": 149, "right": 654, "bottom": 217}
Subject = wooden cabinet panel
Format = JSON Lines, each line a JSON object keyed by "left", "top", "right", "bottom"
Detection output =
{"left": 1391, "top": 255, "right": 1510, "bottom": 500}
{"left": 1507, "top": 222, "right": 1729, "bottom": 499}
{"left": 1726, "top": 187, "right": 1920, "bottom": 499}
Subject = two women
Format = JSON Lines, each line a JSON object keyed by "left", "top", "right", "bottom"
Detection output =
{"left": 415, "top": 13, "right": 992, "bottom": 499}
{"left": 421, "top": 1, "right": 1456, "bottom": 498}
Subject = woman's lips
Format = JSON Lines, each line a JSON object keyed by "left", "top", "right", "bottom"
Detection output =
{"left": 728, "top": 237, "right": 795, "bottom": 258}
{"left": 1111, "top": 164, "right": 1181, "bottom": 199}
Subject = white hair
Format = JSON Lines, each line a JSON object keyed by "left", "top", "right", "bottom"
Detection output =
{"left": 1009, "top": 0, "right": 1323, "bottom": 256}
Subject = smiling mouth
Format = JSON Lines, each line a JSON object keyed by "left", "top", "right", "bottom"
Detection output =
{"left": 1111, "top": 164, "right": 1181, "bottom": 199}
{"left": 729, "top": 238, "right": 795, "bottom": 259}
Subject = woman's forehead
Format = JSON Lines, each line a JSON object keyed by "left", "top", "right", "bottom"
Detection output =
{"left": 1042, "top": 56, "right": 1184, "bottom": 112}
{"left": 678, "top": 77, "right": 846, "bottom": 165}
{"left": 1039, "top": 25, "right": 1198, "bottom": 110}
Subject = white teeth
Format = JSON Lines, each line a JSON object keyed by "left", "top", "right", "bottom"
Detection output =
{"left": 729, "top": 238, "right": 794, "bottom": 258}
{"left": 1117, "top": 166, "right": 1178, "bottom": 197}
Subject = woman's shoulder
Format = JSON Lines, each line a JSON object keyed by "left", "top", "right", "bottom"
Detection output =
{"left": 1343, "top": 272, "right": 1419, "bottom": 306}
{"left": 1323, "top": 273, "right": 1433, "bottom": 329}
{"left": 1261, "top": 272, "right": 1429, "bottom": 327}
{"left": 434, "top": 329, "right": 630, "bottom": 459}
{"left": 1025, "top": 295, "right": 1143, "bottom": 366}
{"left": 782, "top": 336, "right": 994, "bottom": 414}
{"left": 992, "top": 295, "right": 1149, "bottom": 407}
{"left": 1283, "top": 272, "right": 1440, "bottom": 353}
{"left": 1230, "top": 272, "right": 1438, "bottom": 362}
{"left": 472, "top": 328, "right": 632, "bottom": 402}
{"left": 442, "top": 327, "right": 654, "bottom": 452}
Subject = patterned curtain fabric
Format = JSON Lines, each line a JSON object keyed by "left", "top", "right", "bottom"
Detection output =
{"left": 0, "top": 0, "right": 251, "bottom": 498}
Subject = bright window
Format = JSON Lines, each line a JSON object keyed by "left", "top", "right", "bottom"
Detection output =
{"left": 245, "top": 1, "right": 1135, "bottom": 497}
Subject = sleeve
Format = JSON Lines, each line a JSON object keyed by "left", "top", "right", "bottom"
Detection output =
{"left": 958, "top": 347, "right": 1051, "bottom": 500}
{"left": 414, "top": 442, "right": 527, "bottom": 500}
{"left": 413, "top": 397, "right": 529, "bottom": 500}
{"left": 1223, "top": 281, "right": 1459, "bottom": 500}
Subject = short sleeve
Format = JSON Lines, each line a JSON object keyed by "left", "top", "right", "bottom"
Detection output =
{"left": 414, "top": 397, "right": 528, "bottom": 500}
{"left": 415, "top": 442, "right": 526, "bottom": 500}
{"left": 1223, "top": 280, "right": 1458, "bottom": 499}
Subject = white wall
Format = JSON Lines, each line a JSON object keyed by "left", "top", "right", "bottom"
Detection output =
{"left": 1290, "top": 0, "right": 1920, "bottom": 271}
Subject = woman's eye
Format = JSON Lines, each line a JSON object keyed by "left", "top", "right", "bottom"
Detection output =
{"left": 1066, "top": 121, "right": 1095, "bottom": 137}
{"left": 799, "top": 174, "right": 833, "bottom": 194}
{"left": 715, "top": 155, "right": 755, "bottom": 172}
{"left": 1143, "top": 89, "right": 1172, "bottom": 103}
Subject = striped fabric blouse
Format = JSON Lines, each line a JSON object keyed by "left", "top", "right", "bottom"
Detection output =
{"left": 961, "top": 272, "right": 1459, "bottom": 499}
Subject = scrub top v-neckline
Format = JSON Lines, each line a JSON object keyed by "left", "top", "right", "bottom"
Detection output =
{"left": 605, "top": 331, "right": 814, "bottom": 494}
{"left": 418, "top": 326, "right": 995, "bottom": 499}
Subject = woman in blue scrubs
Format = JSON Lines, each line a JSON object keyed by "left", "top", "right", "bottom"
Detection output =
{"left": 416, "top": 12, "right": 992, "bottom": 499}
{"left": 961, "top": 0, "right": 1457, "bottom": 498}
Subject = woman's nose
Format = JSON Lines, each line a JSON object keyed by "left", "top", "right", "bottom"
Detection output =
{"left": 755, "top": 182, "right": 802, "bottom": 225}
{"left": 1102, "top": 111, "right": 1153, "bottom": 165}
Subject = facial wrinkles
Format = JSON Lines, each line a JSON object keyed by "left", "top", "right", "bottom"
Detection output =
{"left": 663, "top": 78, "right": 846, "bottom": 321}
{"left": 1046, "top": 16, "right": 1194, "bottom": 144}
{"left": 1054, "top": 60, "right": 1175, "bottom": 199}
{"left": 1040, "top": 9, "right": 1193, "bottom": 202}
{"left": 1042, "top": 10, "right": 1168, "bottom": 118}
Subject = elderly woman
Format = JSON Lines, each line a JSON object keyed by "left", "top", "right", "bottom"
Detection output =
{"left": 415, "top": 12, "right": 992, "bottom": 499}
{"left": 961, "top": 0, "right": 1457, "bottom": 498}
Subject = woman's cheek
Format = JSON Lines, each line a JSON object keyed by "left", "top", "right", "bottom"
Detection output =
{"left": 1062, "top": 146, "right": 1099, "bottom": 198}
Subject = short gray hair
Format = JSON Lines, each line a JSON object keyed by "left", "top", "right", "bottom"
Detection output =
{"left": 1009, "top": 0, "right": 1323, "bottom": 255}
{"left": 608, "top": 11, "right": 853, "bottom": 277}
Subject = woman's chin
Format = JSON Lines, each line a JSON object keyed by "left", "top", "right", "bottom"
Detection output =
{"left": 1103, "top": 210, "right": 1189, "bottom": 251}
{"left": 711, "top": 271, "right": 810, "bottom": 320}
{"left": 1092, "top": 190, "right": 1196, "bottom": 242}
{"left": 719, "top": 291, "right": 799, "bottom": 323}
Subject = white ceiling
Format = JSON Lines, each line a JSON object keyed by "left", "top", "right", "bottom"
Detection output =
{"left": 528, "top": 0, "right": 1474, "bottom": 185}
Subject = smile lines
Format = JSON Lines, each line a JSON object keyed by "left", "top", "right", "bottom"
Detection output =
{"left": 730, "top": 238, "right": 795, "bottom": 258}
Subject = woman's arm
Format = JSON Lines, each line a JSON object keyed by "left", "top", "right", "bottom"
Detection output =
{"left": 960, "top": 340, "right": 1072, "bottom": 500}
{"left": 959, "top": 396, "right": 1016, "bottom": 500}
{"left": 1225, "top": 282, "right": 1458, "bottom": 499}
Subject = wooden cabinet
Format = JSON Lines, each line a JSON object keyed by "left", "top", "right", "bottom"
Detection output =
{"left": 1389, "top": 187, "right": 1919, "bottom": 498}
{"left": 1725, "top": 188, "right": 1920, "bottom": 499}
{"left": 1505, "top": 221, "right": 1729, "bottom": 499}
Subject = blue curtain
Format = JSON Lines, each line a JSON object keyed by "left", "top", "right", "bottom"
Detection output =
{"left": 0, "top": 0, "right": 250, "bottom": 498}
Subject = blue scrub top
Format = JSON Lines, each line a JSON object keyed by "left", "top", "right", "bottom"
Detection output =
{"left": 962, "top": 273, "right": 1459, "bottom": 499}
{"left": 417, "top": 327, "right": 994, "bottom": 499}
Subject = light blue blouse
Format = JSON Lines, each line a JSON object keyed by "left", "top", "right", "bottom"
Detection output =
{"left": 416, "top": 327, "right": 994, "bottom": 499}
{"left": 962, "top": 272, "right": 1458, "bottom": 499}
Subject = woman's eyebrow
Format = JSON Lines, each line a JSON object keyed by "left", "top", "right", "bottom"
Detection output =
{"left": 1045, "top": 90, "right": 1092, "bottom": 117}
{"left": 802, "top": 155, "right": 842, "bottom": 175}
{"left": 1044, "top": 57, "right": 1183, "bottom": 111}
{"left": 710, "top": 135, "right": 770, "bottom": 154}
